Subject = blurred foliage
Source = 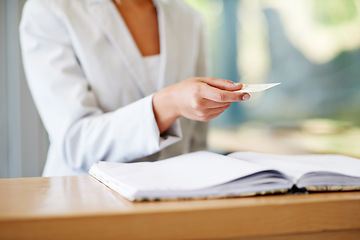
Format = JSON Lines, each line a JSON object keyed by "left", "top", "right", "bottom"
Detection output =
{"left": 314, "top": 0, "right": 358, "bottom": 26}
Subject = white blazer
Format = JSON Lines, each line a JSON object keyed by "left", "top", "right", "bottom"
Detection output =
{"left": 20, "top": 0, "right": 209, "bottom": 176}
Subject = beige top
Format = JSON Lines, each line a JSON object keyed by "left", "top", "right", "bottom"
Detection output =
{"left": 143, "top": 54, "right": 161, "bottom": 91}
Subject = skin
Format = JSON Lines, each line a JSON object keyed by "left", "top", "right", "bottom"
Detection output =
{"left": 113, "top": 0, "right": 250, "bottom": 134}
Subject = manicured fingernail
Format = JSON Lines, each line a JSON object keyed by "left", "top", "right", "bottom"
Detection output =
{"left": 242, "top": 93, "right": 250, "bottom": 100}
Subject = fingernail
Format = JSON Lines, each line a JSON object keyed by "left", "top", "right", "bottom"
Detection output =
{"left": 242, "top": 93, "right": 250, "bottom": 100}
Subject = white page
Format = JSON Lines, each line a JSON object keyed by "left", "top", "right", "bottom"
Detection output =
{"left": 228, "top": 152, "right": 360, "bottom": 182}
{"left": 91, "top": 151, "right": 278, "bottom": 192}
{"left": 236, "top": 83, "right": 281, "bottom": 93}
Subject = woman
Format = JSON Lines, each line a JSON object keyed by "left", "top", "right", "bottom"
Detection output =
{"left": 20, "top": 0, "right": 249, "bottom": 176}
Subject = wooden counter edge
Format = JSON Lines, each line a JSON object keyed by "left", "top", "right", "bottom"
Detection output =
{"left": 1, "top": 192, "right": 359, "bottom": 240}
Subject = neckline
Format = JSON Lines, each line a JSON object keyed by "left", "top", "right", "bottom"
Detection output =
{"left": 143, "top": 54, "right": 161, "bottom": 59}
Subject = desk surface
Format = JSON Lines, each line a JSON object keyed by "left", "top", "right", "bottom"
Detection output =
{"left": 1, "top": 175, "right": 360, "bottom": 240}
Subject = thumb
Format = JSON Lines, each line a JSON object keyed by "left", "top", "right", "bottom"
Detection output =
{"left": 200, "top": 77, "right": 243, "bottom": 91}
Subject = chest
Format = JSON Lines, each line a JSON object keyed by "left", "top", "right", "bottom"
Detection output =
{"left": 114, "top": 1, "right": 160, "bottom": 57}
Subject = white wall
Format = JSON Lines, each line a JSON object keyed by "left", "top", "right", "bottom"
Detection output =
{"left": 0, "top": 0, "right": 49, "bottom": 178}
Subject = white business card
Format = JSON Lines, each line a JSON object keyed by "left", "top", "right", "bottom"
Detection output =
{"left": 236, "top": 83, "right": 281, "bottom": 93}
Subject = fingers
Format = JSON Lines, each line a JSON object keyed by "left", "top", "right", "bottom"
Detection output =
{"left": 192, "top": 98, "right": 230, "bottom": 110}
{"left": 198, "top": 77, "right": 243, "bottom": 91}
{"left": 192, "top": 77, "right": 250, "bottom": 102}
{"left": 200, "top": 83, "right": 250, "bottom": 103}
{"left": 192, "top": 104, "right": 230, "bottom": 122}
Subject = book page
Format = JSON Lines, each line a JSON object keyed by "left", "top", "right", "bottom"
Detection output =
{"left": 137, "top": 170, "right": 292, "bottom": 200}
{"left": 228, "top": 152, "right": 360, "bottom": 183}
{"left": 91, "top": 151, "right": 283, "bottom": 192}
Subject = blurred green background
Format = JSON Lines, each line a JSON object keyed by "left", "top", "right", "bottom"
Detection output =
{"left": 183, "top": 0, "right": 360, "bottom": 157}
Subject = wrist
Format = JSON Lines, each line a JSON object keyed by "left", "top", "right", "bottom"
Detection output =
{"left": 153, "top": 87, "right": 180, "bottom": 133}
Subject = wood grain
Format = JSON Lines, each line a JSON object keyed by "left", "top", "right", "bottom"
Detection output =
{"left": 0, "top": 175, "right": 359, "bottom": 240}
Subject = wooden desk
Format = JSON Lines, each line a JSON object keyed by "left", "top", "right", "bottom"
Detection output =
{"left": 0, "top": 175, "right": 359, "bottom": 240}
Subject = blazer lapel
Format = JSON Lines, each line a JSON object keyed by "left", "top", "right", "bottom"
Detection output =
{"left": 154, "top": 0, "right": 177, "bottom": 89}
{"left": 87, "top": 0, "right": 154, "bottom": 97}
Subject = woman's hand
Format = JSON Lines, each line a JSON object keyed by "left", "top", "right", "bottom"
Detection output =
{"left": 153, "top": 77, "right": 250, "bottom": 133}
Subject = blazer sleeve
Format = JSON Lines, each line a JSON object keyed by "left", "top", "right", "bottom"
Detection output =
{"left": 19, "top": 0, "right": 181, "bottom": 172}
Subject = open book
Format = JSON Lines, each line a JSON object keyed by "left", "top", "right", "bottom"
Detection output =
{"left": 89, "top": 151, "right": 360, "bottom": 201}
